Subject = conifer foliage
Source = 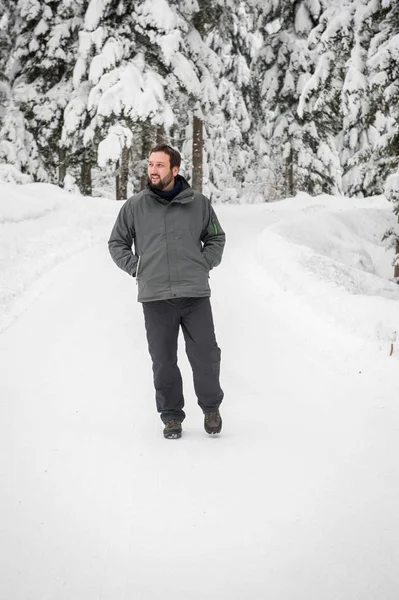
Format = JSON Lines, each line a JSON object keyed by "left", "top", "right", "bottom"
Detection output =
{"left": 0, "top": 0, "right": 398, "bottom": 217}
{"left": 258, "top": 0, "right": 342, "bottom": 199}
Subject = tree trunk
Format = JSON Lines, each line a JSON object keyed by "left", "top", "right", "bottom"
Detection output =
{"left": 141, "top": 129, "right": 154, "bottom": 190}
{"left": 395, "top": 238, "right": 399, "bottom": 279}
{"left": 192, "top": 115, "right": 203, "bottom": 192}
{"left": 80, "top": 157, "right": 92, "bottom": 196}
{"left": 119, "top": 146, "right": 130, "bottom": 200}
{"left": 157, "top": 125, "right": 166, "bottom": 144}
{"left": 286, "top": 146, "right": 294, "bottom": 197}
{"left": 58, "top": 147, "right": 66, "bottom": 187}
{"left": 115, "top": 159, "right": 121, "bottom": 200}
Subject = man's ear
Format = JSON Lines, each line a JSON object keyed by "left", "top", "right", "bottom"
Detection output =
{"left": 172, "top": 166, "right": 179, "bottom": 177}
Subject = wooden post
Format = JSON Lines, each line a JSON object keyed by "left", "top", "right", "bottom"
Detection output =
{"left": 192, "top": 115, "right": 203, "bottom": 192}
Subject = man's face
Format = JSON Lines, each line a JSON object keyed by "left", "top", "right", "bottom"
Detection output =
{"left": 148, "top": 151, "right": 179, "bottom": 191}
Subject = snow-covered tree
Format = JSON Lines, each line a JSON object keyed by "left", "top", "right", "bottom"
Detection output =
{"left": 0, "top": 0, "right": 85, "bottom": 184}
{"left": 0, "top": 97, "right": 48, "bottom": 182}
{"left": 0, "top": 0, "right": 45, "bottom": 185}
{"left": 0, "top": 0, "right": 10, "bottom": 145}
{"left": 0, "top": 1, "right": 37, "bottom": 183}
{"left": 297, "top": 0, "right": 389, "bottom": 198}
{"left": 369, "top": 0, "right": 399, "bottom": 279}
{"left": 367, "top": 0, "right": 399, "bottom": 196}
{"left": 0, "top": 0, "right": 11, "bottom": 91}
{"left": 257, "top": 0, "right": 341, "bottom": 199}
{"left": 64, "top": 0, "right": 201, "bottom": 197}
{"left": 195, "top": 0, "right": 262, "bottom": 201}
{"left": 338, "top": 0, "right": 380, "bottom": 196}
{"left": 384, "top": 171, "right": 399, "bottom": 280}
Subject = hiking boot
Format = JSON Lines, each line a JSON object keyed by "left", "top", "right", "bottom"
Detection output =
{"left": 163, "top": 419, "right": 182, "bottom": 439}
{"left": 204, "top": 410, "right": 222, "bottom": 435}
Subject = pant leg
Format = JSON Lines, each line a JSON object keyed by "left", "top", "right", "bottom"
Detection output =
{"left": 180, "top": 297, "right": 224, "bottom": 413}
{"left": 142, "top": 300, "right": 185, "bottom": 423}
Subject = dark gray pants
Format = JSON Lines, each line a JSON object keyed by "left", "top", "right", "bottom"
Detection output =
{"left": 142, "top": 297, "right": 223, "bottom": 423}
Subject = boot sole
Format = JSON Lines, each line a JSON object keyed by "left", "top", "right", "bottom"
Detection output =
{"left": 163, "top": 430, "right": 182, "bottom": 439}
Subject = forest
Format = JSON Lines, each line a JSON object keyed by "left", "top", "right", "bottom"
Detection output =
{"left": 0, "top": 0, "right": 398, "bottom": 217}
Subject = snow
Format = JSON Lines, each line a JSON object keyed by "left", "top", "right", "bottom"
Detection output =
{"left": 136, "top": 0, "right": 179, "bottom": 33}
{"left": 97, "top": 125, "right": 133, "bottom": 167}
{"left": 295, "top": 3, "right": 312, "bottom": 35}
{"left": 170, "top": 53, "right": 202, "bottom": 97}
{"left": 19, "top": 0, "right": 41, "bottom": 21}
{"left": 1, "top": 182, "right": 399, "bottom": 599}
{"left": 0, "top": 12, "right": 8, "bottom": 30}
{"left": 89, "top": 38, "right": 124, "bottom": 85}
{"left": 0, "top": 183, "right": 117, "bottom": 333}
{"left": 157, "top": 30, "right": 182, "bottom": 66}
{"left": 84, "top": 0, "right": 111, "bottom": 32}
{"left": 87, "top": 59, "right": 172, "bottom": 126}
{"left": 0, "top": 163, "right": 31, "bottom": 185}
{"left": 385, "top": 171, "right": 399, "bottom": 197}
{"left": 257, "top": 192, "right": 398, "bottom": 346}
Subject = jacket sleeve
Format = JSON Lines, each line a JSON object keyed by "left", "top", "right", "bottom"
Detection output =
{"left": 108, "top": 201, "right": 138, "bottom": 276}
{"left": 201, "top": 199, "right": 226, "bottom": 269}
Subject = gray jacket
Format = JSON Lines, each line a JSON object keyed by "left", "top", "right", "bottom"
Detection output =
{"left": 108, "top": 177, "right": 226, "bottom": 302}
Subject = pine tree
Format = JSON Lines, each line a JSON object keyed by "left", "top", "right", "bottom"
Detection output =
{"left": 0, "top": 0, "right": 11, "bottom": 139}
{"left": 174, "top": 0, "right": 223, "bottom": 197}
{"left": 0, "top": 0, "right": 85, "bottom": 184}
{"left": 370, "top": 0, "right": 399, "bottom": 279}
{"left": 384, "top": 171, "right": 399, "bottom": 280}
{"left": 339, "top": 0, "right": 380, "bottom": 196}
{"left": 367, "top": 0, "right": 399, "bottom": 195}
{"left": 176, "top": 0, "right": 263, "bottom": 201}
{"left": 296, "top": 0, "right": 388, "bottom": 198}
{"left": 205, "top": 0, "right": 260, "bottom": 201}
{"left": 260, "top": 0, "right": 343, "bottom": 199}
{"left": 0, "top": 0, "right": 39, "bottom": 183}
{"left": 64, "top": 0, "right": 204, "bottom": 197}
{"left": 0, "top": 0, "right": 11, "bottom": 90}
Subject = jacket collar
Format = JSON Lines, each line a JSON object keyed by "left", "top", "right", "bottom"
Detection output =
{"left": 147, "top": 175, "right": 194, "bottom": 205}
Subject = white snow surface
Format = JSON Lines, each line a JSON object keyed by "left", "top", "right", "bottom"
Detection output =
{"left": 1, "top": 182, "right": 399, "bottom": 599}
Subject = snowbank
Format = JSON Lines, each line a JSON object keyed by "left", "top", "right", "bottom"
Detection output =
{"left": 0, "top": 181, "right": 120, "bottom": 332}
{"left": 257, "top": 192, "right": 399, "bottom": 347}
{"left": 1, "top": 182, "right": 398, "bottom": 349}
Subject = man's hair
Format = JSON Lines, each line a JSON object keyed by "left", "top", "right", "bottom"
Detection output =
{"left": 149, "top": 144, "right": 181, "bottom": 169}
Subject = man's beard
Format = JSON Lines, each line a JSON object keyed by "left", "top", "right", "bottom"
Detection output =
{"left": 148, "top": 170, "right": 175, "bottom": 191}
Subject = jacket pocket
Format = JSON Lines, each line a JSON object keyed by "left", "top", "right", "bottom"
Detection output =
{"left": 198, "top": 249, "right": 210, "bottom": 271}
{"left": 136, "top": 255, "right": 143, "bottom": 281}
{"left": 200, "top": 251, "right": 211, "bottom": 270}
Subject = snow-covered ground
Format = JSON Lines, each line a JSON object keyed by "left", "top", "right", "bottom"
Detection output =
{"left": 1, "top": 182, "right": 399, "bottom": 599}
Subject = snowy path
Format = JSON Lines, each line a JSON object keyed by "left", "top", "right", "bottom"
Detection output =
{"left": 1, "top": 207, "right": 399, "bottom": 599}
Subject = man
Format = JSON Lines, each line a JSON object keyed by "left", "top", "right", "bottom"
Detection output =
{"left": 108, "top": 144, "right": 226, "bottom": 439}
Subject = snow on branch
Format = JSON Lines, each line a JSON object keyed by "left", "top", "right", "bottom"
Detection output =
{"left": 98, "top": 125, "right": 133, "bottom": 167}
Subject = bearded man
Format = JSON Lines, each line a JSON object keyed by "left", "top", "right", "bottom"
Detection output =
{"left": 108, "top": 144, "right": 226, "bottom": 439}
